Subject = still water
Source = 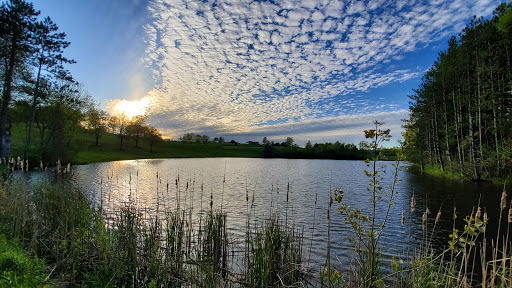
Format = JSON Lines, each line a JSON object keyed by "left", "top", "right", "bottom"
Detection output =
{"left": 21, "top": 158, "right": 509, "bottom": 275}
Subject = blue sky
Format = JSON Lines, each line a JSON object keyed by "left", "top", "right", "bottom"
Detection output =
{"left": 31, "top": 0, "right": 502, "bottom": 145}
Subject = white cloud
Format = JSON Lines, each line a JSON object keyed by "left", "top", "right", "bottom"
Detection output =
{"left": 141, "top": 0, "right": 501, "bottom": 142}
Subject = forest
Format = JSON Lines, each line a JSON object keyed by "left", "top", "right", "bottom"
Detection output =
{"left": 406, "top": 3, "right": 512, "bottom": 181}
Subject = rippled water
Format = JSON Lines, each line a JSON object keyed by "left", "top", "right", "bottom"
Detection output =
{"left": 18, "top": 158, "right": 508, "bottom": 276}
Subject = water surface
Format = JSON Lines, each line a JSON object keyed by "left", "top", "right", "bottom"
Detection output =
{"left": 19, "top": 158, "right": 509, "bottom": 276}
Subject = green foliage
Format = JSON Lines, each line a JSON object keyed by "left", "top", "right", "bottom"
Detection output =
{"left": 335, "top": 121, "right": 405, "bottom": 288}
{"left": 0, "top": 234, "right": 49, "bottom": 287}
{"left": 406, "top": 2, "right": 512, "bottom": 180}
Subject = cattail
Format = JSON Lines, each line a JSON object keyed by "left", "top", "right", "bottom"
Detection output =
{"left": 508, "top": 207, "right": 512, "bottom": 223}
{"left": 435, "top": 209, "right": 441, "bottom": 224}
{"left": 25, "top": 160, "right": 28, "bottom": 172}
{"left": 40, "top": 161, "right": 43, "bottom": 169}
{"left": 426, "top": 207, "right": 431, "bottom": 215}
{"left": 476, "top": 206, "right": 481, "bottom": 219}
{"left": 501, "top": 189, "right": 507, "bottom": 211}
{"left": 411, "top": 195, "right": 415, "bottom": 212}
{"left": 20, "top": 159, "right": 23, "bottom": 171}
{"left": 401, "top": 209, "right": 405, "bottom": 226}
{"left": 67, "top": 163, "right": 71, "bottom": 174}
{"left": 484, "top": 212, "right": 488, "bottom": 224}
{"left": 422, "top": 211, "right": 427, "bottom": 231}
{"left": 453, "top": 207, "right": 457, "bottom": 220}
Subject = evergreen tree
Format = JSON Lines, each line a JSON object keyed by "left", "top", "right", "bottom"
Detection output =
{"left": 0, "top": 0, "right": 39, "bottom": 157}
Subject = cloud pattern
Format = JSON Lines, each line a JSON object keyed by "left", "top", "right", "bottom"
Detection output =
{"left": 143, "top": 0, "right": 500, "bottom": 143}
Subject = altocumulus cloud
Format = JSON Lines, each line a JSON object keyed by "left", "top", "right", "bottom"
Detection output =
{"left": 142, "top": 0, "right": 499, "bottom": 144}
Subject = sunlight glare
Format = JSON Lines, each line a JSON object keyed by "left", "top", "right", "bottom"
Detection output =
{"left": 110, "top": 96, "right": 152, "bottom": 119}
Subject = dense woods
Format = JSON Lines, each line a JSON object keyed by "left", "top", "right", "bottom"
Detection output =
{"left": 406, "top": 3, "right": 512, "bottom": 180}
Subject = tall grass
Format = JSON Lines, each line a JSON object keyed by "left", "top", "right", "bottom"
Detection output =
{"left": 0, "top": 167, "right": 306, "bottom": 287}
{"left": 1, "top": 152, "right": 511, "bottom": 287}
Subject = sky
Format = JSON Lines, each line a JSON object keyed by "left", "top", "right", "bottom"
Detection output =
{"left": 30, "top": 0, "right": 503, "bottom": 146}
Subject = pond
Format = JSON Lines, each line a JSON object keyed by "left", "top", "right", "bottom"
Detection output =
{"left": 18, "top": 158, "right": 509, "bottom": 277}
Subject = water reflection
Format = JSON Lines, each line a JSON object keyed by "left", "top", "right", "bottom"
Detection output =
{"left": 12, "top": 158, "right": 509, "bottom": 276}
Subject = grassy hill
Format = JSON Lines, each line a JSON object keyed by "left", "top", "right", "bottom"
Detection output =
{"left": 9, "top": 124, "right": 391, "bottom": 165}
{"left": 9, "top": 124, "right": 264, "bottom": 164}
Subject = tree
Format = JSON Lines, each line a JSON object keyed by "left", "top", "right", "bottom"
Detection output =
{"left": 181, "top": 133, "right": 195, "bottom": 143}
{"left": 34, "top": 80, "right": 88, "bottom": 163}
{"left": 305, "top": 140, "right": 313, "bottom": 150}
{"left": 85, "top": 107, "right": 107, "bottom": 146}
{"left": 26, "top": 16, "right": 75, "bottom": 151}
{"left": 284, "top": 137, "right": 294, "bottom": 147}
{"left": 109, "top": 113, "right": 129, "bottom": 150}
{"left": 125, "top": 115, "right": 147, "bottom": 148}
{"left": 0, "top": 0, "right": 39, "bottom": 158}
{"left": 144, "top": 126, "right": 162, "bottom": 153}
{"left": 218, "top": 136, "right": 225, "bottom": 144}
{"left": 262, "top": 136, "right": 268, "bottom": 145}
{"left": 405, "top": 3, "right": 512, "bottom": 179}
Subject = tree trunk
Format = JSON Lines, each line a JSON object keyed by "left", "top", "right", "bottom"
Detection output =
{"left": 457, "top": 88, "right": 465, "bottom": 164}
{"left": 0, "top": 35, "right": 19, "bottom": 158}
{"left": 26, "top": 57, "right": 43, "bottom": 152}
{"left": 427, "top": 131, "right": 433, "bottom": 167}
{"left": 468, "top": 80, "right": 480, "bottom": 180}
{"left": 452, "top": 91, "right": 464, "bottom": 173}
{"left": 477, "top": 76, "right": 483, "bottom": 161}
{"left": 432, "top": 97, "right": 445, "bottom": 171}
{"left": 442, "top": 87, "right": 452, "bottom": 171}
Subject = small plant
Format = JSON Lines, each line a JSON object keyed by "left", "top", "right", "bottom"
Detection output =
{"left": 335, "top": 120, "right": 406, "bottom": 287}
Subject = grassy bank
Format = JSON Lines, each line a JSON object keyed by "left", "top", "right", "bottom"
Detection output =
{"left": 409, "top": 163, "right": 512, "bottom": 184}
{"left": 10, "top": 123, "right": 399, "bottom": 165}
{"left": 10, "top": 123, "right": 265, "bottom": 164}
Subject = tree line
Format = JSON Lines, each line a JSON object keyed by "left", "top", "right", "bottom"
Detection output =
{"left": 1, "top": 0, "right": 162, "bottom": 164}
{"left": 406, "top": 3, "right": 512, "bottom": 180}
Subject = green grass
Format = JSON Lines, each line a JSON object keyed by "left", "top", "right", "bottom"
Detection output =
{"left": 9, "top": 123, "right": 264, "bottom": 164}
{"left": 0, "top": 234, "right": 51, "bottom": 287}
{"left": 411, "top": 163, "right": 512, "bottom": 184}
{"left": 422, "top": 165, "right": 466, "bottom": 180}
{"left": 74, "top": 136, "right": 264, "bottom": 164}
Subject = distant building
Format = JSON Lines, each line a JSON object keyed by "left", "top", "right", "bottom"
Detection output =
{"left": 247, "top": 141, "right": 260, "bottom": 145}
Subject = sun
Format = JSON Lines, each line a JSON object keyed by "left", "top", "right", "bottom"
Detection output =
{"left": 110, "top": 97, "right": 152, "bottom": 119}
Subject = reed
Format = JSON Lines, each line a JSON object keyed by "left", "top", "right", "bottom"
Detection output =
{"left": 1, "top": 152, "right": 511, "bottom": 287}
{"left": 246, "top": 216, "right": 305, "bottom": 287}
{"left": 0, "top": 168, "right": 308, "bottom": 287}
